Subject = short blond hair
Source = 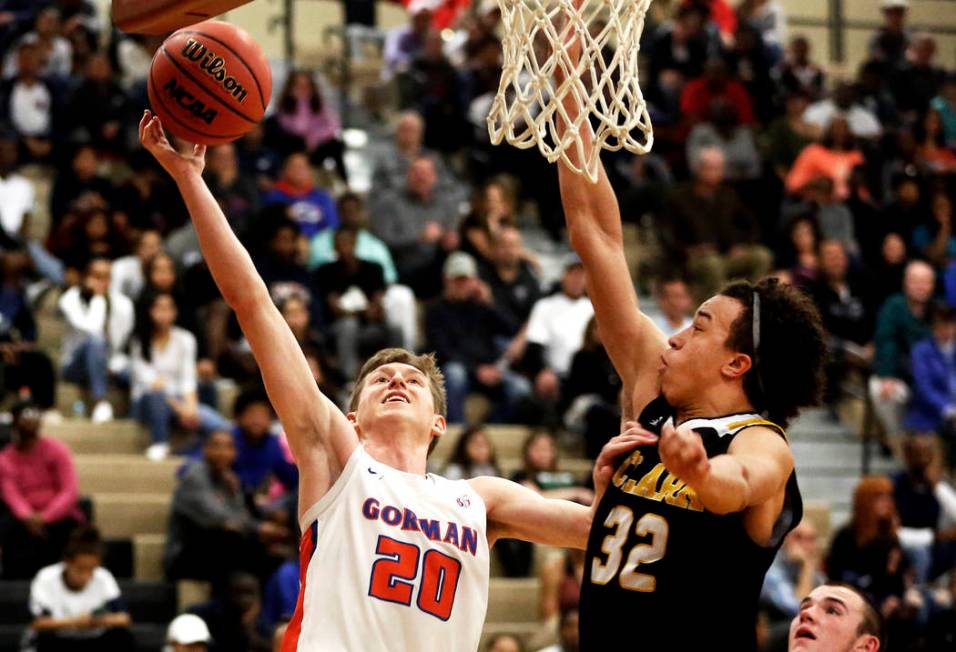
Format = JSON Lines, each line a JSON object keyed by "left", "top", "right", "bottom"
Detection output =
{"left": 349, "top": 349, "right": 447, "bottom": 455}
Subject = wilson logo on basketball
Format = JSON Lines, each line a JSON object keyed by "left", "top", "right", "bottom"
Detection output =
{"left": 181, "top": 38, "right": 249, "bottom": 103}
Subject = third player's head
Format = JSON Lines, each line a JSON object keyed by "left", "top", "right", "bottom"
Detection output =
{"left": 348, "top": 348, "right": 447, "bottom": 456}
{"left": 789, "top": 583, "right": 883, "bottom": 652}
{"left": 660, "top": 277, "right": 826, "bottom": 428}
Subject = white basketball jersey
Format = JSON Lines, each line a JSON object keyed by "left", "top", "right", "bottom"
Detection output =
{"left": 281, "top": 446, "right": 490, "bottom": 652}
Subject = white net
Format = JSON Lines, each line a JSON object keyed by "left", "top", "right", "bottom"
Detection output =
{"left": 487, "top": 0, "right": 654, "bottom": 183}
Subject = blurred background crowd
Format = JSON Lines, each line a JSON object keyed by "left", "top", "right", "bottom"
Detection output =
{"left": 0, "top": 0, "right": 954, "bottom": 650}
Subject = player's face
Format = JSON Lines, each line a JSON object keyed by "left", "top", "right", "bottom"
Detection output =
{"left": 789, "top": 586, "right": 876, "bottom": 652}
{"left": 661, "top": 295, "right": 744, "bottom": 407}
{"left": 355, "top": 363, "right": 441, "bottom": 438}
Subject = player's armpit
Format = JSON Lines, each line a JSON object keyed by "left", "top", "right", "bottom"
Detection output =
{"left": 469, "top": 476, "right": 593, "bottom": 550}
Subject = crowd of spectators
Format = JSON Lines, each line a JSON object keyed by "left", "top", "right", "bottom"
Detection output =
{"left": 0, "top": 0, "right": 953, "bottom": 650}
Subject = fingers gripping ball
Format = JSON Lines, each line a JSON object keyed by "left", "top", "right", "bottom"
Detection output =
{"left": 147, "top": 20, "right": 271, "bottom": 145}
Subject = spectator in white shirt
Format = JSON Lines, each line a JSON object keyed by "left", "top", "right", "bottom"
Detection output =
{"left": 523, "top": 257, "right": 594, "bottom": 404}
{"left": 3, "top": 7, "right": 72, "bottom": 79}
{"left": 58, "top": 258, "right": 135, "bottom": 423}
{"left": 0, "top": 131, "right": 33, "bottom": 239}
{"left": 27, "top": 526, "right": 133, "bottom": 652}
{"left": 1, "top": 41, "right": 54, "bottom": 161}
{"left": 110, "top": 230, "right": 162, "bottom": 301}
{"left": 0, "top": 131, "right": 64, "bottom": 284}
{"left": 132, "top": 292, "right": 230, "bottom": 461}
{"left": 803, "top": 83, "right": 882, "bottom": 140}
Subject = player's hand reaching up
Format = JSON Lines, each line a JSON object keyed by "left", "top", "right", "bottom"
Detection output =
{"left": 592, "top": 422, "right": 658, "bottom": 506}
{"left": 659, "top": 422, "right": 710, "bottom": 487}
{"left": 139, "top": 110, "right": 206, "bottom": 181}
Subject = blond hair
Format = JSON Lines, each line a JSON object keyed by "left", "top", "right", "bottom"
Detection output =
{"left": 349, "top": 349, "right": 447, "bottom": 455}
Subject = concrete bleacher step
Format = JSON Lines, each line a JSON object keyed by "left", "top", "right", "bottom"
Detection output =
{"left": 485, "top": 578, "right": 540, "bottom": 624}
{"left": 47, "top": 419, "right": 147, "bottom": 455}
{"left": 75, "top": 456, "right": 179, "bottom": 495}
{"left": 54, "top": 383, "right": 130, "bottom": 419}
{"left": 134, "top": 534, "right": 166, "bottom": 581}
{"left": 792, "top": 439, "right": 896, "bottom": 472}
{"left": 497, "top": 457, "right": 593, "bottom": 479}
{"left": 93, "top": 494, "right": 171, "bottom": 538}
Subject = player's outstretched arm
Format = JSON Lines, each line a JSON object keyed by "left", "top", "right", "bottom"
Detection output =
{"left": 470, "top": 428, "right": 656, "bottom": 550}
{"left": 555, "top": 3, "right": 667, "bottom": 412}
{"left": 139, "top": 112, "right": 358, "bottom": 508}
{"left": 470, "top": 476, "right": 591, "bottom": 549}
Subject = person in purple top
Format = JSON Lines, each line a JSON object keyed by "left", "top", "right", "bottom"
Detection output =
{"left": 230, "top": 388, "right": 299, "bottom": 496}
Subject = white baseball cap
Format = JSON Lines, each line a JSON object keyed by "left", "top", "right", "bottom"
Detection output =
{"left": 408, "top": 0, "right": 443, "bottom": 14}
{"left": 166, "top": 614, "right": 212, "bottom": 645}
{"left": 443, "top": 251, "right": 478, "bottom": 278}
{"left": 880, "top": 0, "right": 909, "bottom": 9}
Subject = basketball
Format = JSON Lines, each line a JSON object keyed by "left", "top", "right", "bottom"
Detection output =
{"left": 147, "top": 20, "right": 271, "bottom": 145}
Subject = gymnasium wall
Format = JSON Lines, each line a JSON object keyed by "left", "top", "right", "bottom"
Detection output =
{"left": 782, "top": 0, "right": 956, "bottom": 77}
{"left": 97, "top": 0, "right": 956, "bottom": 79}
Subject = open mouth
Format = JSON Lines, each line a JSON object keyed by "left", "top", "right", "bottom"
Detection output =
{"left": 383, "top": 392, "right": 410, "bottom": 404}
{"left": 795, "top": 627, "right": 816, "bottom": 641}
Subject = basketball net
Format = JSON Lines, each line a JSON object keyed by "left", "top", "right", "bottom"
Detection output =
{"left": 487, "top": 0, "right": 654, "bottom": 183}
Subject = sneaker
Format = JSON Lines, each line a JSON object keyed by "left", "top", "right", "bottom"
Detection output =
{"left": 145, "top": 443, "right": 170, "bottom": 461}
{"left": 90, "top": 401, "right": 114, "bottom": 424}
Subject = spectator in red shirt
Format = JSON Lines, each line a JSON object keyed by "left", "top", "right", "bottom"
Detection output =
{"left": 0, "top": 401, "right": 82, "bottom": 579}
{"left": 680, "top": 57, "right": 756, "bottom": 126}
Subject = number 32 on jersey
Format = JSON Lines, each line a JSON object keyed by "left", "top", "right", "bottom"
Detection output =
{"left": 591, "top": 506, "right": 669, "bottom": 592}
{"left": 368, "top": 535, "right": 462, "bottom": 620}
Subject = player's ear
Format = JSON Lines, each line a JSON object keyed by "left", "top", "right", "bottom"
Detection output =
{"left": 722, "top": 352, "right": 753, "bottom": 380}
{"left": 346, "top": 412, "right": 361, "bottom": 434}
{"left": 855, "top": 635, "right": 880, "bottom": 652}
{"left": 431, "top": 414, "right": 447, "bottom": 438}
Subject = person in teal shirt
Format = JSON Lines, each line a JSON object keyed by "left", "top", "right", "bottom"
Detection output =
{"left": 307, "top": 192, "right": 398, "bottom": 284}
{"left": 930, "top": 74, "right": 956, "bottom": 147}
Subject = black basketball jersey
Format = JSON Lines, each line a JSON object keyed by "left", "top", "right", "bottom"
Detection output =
{"left": 579, "top": 396, "right": 802, "bottom": 650}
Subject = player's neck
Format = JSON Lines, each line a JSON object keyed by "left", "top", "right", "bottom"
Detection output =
{"left": 674, "top": 388, "right": 756, "bottom": 424}
{"left": 363, "top": 437, "right": 429, "bottom": 476}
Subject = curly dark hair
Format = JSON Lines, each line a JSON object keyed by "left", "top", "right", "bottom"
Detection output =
{"left": 720, "top": 277, "right": 827, "bottom": 429}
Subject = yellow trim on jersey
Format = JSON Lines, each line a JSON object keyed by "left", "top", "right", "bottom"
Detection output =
{"left": 726, "top": 417, "right": 787, "bottom": 439}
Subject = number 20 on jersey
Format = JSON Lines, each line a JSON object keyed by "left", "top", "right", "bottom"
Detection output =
{"left": 368, "top": 535, "right": 463, "bottom": 620}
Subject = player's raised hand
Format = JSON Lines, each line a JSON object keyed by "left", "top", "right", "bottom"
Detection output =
{"left": 592, "top": 422, "right": 658, "bottom": 505}
{"left": 139, "top": 110, "right": 206, "bottom": 180}
{"left": 659, "top": 421, "right": 710, "bottom": 487}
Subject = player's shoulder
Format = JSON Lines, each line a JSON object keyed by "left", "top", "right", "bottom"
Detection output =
{"left": 683, "top": 413, "right": 785, "bottom": 439}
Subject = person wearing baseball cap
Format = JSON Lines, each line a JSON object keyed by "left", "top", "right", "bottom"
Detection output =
{"left": 165, "top": 613, "right": 212, "bottom": 652}
{"left": 870, "top": 0, "right": 911, "bottom": 65}
{"left": 426, "top": 251, "right": 532, "bottom": 423}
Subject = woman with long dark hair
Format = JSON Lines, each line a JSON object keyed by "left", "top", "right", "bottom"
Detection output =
{"left": 131, "top": 292, "right": 229, "bottom": 461}
{"left": 785, "top": 117, "right": 865, "bottom": 200}
{"left": 443, "top": 425, "right": 500, "bottom": 480}
{"left": 271, "top": 70, "right": 348, "bottom": 182}
{"left": 915, "top": 108, "right": 956, "bottom": 174}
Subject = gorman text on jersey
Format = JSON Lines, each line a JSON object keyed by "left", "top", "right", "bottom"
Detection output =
{"left": 361, "top": 497, "right": 480, "bottom": 556}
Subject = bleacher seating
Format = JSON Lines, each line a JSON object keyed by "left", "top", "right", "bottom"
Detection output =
{"left": 20, "top": 405, "right": 884, "bottom": 649}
